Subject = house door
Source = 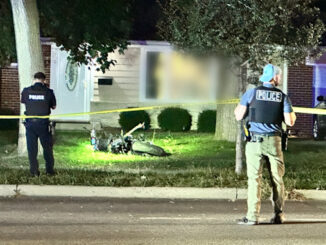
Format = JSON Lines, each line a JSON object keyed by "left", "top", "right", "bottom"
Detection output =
{"left": 50, "top": 45, "right": 92, "bottom": 121}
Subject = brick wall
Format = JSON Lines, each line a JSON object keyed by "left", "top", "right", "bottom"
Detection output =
{"left": 0, "top": 44, "right": 51, "bottom": 114}
{"left": 42, "top": 44, "right": 51, "bottom": 81}
{"left": 287, "top": 64, "right": 313, "bottom": 137}
{"left": 0, "top": 67, "right": 20, "bottom": 113}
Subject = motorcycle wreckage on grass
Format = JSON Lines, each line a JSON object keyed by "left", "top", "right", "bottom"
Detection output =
{"left": 87, "top": 123, "right": 170, "bottom": 157}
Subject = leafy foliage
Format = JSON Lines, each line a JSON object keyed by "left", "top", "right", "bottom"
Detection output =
{"left": 158, "top": 108, "right": 192, "bottom": 132}
{"left": 159, "top": 0, "right": 326, "bottom": 68}
{"left": 197, "top": 110, "right": 216, "bottom": 133}
{"left": 38, "top": 0, "right": 132, "bottom": 72}
{"left": 0, "top": 0, "right": 165, "bottom": 71}
{"left": 0, "top": 0, "right": 137, "bottom": 71}
{"left": 119, "top": 110, "right": 151, "bottom": 131}
{"left": 0, "top": 0, "right": 16, "bottom": 66}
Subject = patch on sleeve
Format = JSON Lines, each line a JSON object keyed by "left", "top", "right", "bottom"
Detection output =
{"left": 256, "top": 90, "right": 282, "bottom": 102}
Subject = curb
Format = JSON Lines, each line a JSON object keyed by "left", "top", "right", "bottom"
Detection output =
{"left": 0, "top": 185, "right": 325, "bottom": 200}
{"left": 296, "top": 190, "right": 326, "bottom": 201}
{"left": 0, "top": 185, "right": 247, "bottom": 200}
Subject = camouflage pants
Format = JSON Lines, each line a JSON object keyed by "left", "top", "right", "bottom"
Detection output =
{"left": 245, "top": 135, "right": 285, "bottom": 221}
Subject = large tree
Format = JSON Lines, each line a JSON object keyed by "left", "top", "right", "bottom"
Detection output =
{"left": 3, "top": 0, "right": 133, "bottom": 155}
{"left": 159, "top": 0, "right": 325, "bottom": 173}
{"left": 10, "top": 0, "right": 45, "bottom": 154}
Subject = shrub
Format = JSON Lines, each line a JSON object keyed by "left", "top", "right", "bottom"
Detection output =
{"left": 119, "top": 110, "right": 151, "bottom": 131}
{"left": 197, "top": 110, "right": 216, "bottom": 133}
{"left": 0, "top": 108, "right": 19, "bottom": 130}
{"left": 158, "top": 107, "right": 192, "bottom": 132}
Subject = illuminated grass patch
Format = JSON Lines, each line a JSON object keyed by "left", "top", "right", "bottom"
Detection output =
{"left": 0, "top": 130, "right": 325, "bottom": 191}
{"left": 51, "top": 131, "right": 236, "bottom": 169}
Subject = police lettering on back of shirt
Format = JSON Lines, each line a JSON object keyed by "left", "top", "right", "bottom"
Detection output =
{"left": 28, "top": 94, "right": 45, "bottom": 101}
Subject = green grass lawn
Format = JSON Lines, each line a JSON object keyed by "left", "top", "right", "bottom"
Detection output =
{"left": 0, "top": 129, "right": 325, "bottom": 194}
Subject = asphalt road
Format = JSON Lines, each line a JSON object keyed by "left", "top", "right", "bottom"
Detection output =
{"left": 0, "top": 197, "right": 326, "bottom": 245}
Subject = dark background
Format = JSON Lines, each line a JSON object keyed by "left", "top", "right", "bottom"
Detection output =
{"left": 132, "top": 0, "right": 326, "bottom": 44}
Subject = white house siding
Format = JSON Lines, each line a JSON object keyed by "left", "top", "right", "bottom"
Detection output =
{"left": 91, "top": 46, "right": 140, "bottom": 128}
{"left": 92, "top": 47, "right": 141, "bottom": 103}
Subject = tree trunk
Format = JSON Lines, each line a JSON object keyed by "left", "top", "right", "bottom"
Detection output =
{"left": 10, "top": 0, "right": 44, "bottom": 156}
{"left": 215, "top": 103, "right": 238, "bottom": 141}
{"left": 215, "top": 63, "right": 239, "bottom": 142}
{"left": 214, "top": 60, "right": 247, "bottom": 174}
{"left": 235, "top": 63, "right": 248, "bottom": 175}
{"left": 235, "top": 120, "right": 243, "bottom": 174}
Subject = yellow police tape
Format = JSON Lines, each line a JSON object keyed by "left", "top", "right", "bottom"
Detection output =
{"left": 0, "top": 99, "right": 240, "bottom": 119}
{"left": 292, "top": 107, "right": 326, "bottom": 115}
{"left": 0, "top": 98, "right": 325, "bottom": 119}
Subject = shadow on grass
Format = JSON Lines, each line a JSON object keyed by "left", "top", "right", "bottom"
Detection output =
{"left": 287, "top": 139, "right": 326, "bottom": 153}
{"left": 0, "top": 166, "right": 248, "bottom": 188}
{"left": 0, "top": 130, "right": 18, "bottom": 145}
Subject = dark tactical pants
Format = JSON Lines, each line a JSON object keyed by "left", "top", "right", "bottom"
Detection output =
{"left": 25, "top": 119, "right": 54, "bottom": 175}
{"left": 245, "top": 135, "right": 285, "bottom": 222}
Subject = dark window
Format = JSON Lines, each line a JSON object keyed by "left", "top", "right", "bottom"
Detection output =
{"left": 146, "top": 52, "right": 160, "bottom": 99}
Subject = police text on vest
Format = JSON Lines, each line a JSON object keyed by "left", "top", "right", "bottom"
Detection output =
{"left": 29, "top": 95, "right": 45, "bottom": 100}
{"left": 256, "top": 90, "right": 282, "bottom": 102}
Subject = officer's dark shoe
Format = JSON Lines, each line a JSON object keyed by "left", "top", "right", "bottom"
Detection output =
{"left": 46, "top": 171, "right": 57, "bottom": 177}
{"left": 30, "top": 171, "right": 40, "bottom": 178}
{"left": 237, "top": 217, "right": 258, "bottom": 225}
{"left": 270, "top": 214, "right": 285, "bottom": 224}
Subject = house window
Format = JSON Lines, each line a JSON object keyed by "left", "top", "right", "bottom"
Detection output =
{"left": 146, "top": 52, "right": 160, "bottom": 99}
{"left": 141, "top": 48, "right": 217, "bottom": 102}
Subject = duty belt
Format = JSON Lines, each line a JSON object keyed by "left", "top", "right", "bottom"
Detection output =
{"left": 25, "top": 118, "right": 49, "bottom": 122}
{"left": 250, "top": 132, "right": 282, "bottom": 143}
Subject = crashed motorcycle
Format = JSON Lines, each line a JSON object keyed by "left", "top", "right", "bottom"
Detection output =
{"left": 87, "top": 123, "right": 170, "bottom": 157}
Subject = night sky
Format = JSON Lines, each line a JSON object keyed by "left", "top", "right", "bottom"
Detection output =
{"left": 130, "top": 0, "right": 163, "bottom": 40}
{"left": 316, "top": 0, "right": 326, "bottom": 45}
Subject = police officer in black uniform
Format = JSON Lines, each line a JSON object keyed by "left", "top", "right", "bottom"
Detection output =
{"left": 21, "top": 72, "right": 56, "bottom": 177}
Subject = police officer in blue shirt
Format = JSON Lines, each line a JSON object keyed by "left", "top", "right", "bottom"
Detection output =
{"left": 234, "top": 64, "right": 297, "bottom": 225}
{"left": 21, "top": 72, "right": 56, "bottom": 177}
